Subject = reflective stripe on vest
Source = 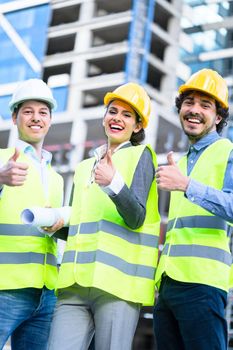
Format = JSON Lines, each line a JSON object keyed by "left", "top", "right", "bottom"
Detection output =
{"left": 63, "top": 250, "right": 155, "bottom": 279}
{"left": 0, "top": 224, "right": 44, "bottom": 237}
{"left": 68, "top": 220, "right": 159, "bottom": 247}
{"left": 162, "top": 243, "right": 232, "bottom": 266}
{"left": 167, "top": 215, "right": 227, "bottom": 232}
{"left": 0, "top": 252, "right": 57, "bottom": 266}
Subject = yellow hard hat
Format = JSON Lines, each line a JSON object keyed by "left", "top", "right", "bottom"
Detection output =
{"left": 179, "top": 68, "right": 228, "bottom": 109}
{"left": 104, "top": 82, "right": 151, "bottom": 128}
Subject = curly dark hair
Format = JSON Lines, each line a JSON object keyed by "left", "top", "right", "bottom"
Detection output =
{"left": 175, "top": 91, "right": 229, "bottom": 134}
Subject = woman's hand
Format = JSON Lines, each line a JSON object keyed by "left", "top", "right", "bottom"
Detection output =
{"left": 94, "top": 150, "right": 116, "bottom": 186}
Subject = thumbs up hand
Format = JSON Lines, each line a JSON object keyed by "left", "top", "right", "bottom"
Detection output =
{"left": 11, "top": 148, "right": 20, "bottom": 162}
{"left": 155, "top": 151, "right": 190, "bottom": 192}
{"left": 0, "top": 148, "right": 29, "bottom": 186}
{"left": 94, "top": 150, "right": 116, "bottom": 186}
{"left": 167, "top": 151, "right": 177, "bottom": 166}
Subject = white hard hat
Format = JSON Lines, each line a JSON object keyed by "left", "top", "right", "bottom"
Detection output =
{"left": 9, "top": 79, "right": 57, "bottom": 112}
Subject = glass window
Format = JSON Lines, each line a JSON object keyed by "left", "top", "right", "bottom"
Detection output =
{"left": 52, "top": 86, "right": 68, "bottom": 113}
{"left": 0, "top": 4, "right": 51, "bottom": 83}
{"left": 0, "top": 95, "right": 11, "bottom": 119}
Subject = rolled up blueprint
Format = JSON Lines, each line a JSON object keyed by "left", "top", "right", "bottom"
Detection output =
{"left": 21, "top": 206, "right": 71, "bottom": 227}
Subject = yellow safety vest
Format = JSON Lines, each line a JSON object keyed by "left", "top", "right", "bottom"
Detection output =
{"left": 58, "top": 144, "right": 160, "bottom": 305}
{"left": 0, "top": 148, "right": 63, "bottom": 290}
{"left": 155, "top": 139, "right": 233, "bottom": 292}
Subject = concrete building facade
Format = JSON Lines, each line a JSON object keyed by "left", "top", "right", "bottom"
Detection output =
{"left": 1, "top": 0, "right": 233, "bottom": 348}
{"left": 0, "top": 0, "right": 185, "bottom": 208}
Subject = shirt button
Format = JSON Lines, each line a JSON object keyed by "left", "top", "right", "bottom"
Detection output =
{"left": 191, "top": 197, "right": 195, "bottom": 202}
{"left": 190, "top": 160, "right": 194, "bottom": 164}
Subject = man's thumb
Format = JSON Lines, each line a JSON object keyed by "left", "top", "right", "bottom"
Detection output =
{"left": 10, "top": 148, "right": 20, "bottom": 162}
{"left": 167, "top": 151, "right": 176, "bottom": 166}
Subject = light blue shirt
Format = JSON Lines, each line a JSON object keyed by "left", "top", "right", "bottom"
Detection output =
{"left": 18, "top": 140, "right": 53, "bottom": 201}
{"left": 186, "top": 131, "right": 233, "bottom": 223}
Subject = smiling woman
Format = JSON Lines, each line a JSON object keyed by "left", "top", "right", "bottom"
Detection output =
{"left": 102, "top": 100, "right": 142, "bottom": 151}
{"left": 48, "top": 82, "right": 161, "bottom": 350}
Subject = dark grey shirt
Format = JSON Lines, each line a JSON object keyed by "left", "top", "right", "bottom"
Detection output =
{"left": 109, "top": 146, "right": 155, "bottom": 229}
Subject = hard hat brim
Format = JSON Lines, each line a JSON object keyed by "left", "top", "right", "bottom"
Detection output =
{"left": 9, "top": 96, "right": 57, "bottom": 112}
{"left": 178, "top": 85, "right": 228, "bottom": 109}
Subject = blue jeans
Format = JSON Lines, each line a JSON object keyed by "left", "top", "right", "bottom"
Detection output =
{"left": 0, "top": 287, "right": 56, "bottom": 350}
{"left": 153, "top": 276, "right": 228, "bottom": 350}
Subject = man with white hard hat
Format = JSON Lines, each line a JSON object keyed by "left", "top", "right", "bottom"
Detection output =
{"left": 0, "top": 79, "right": 64, "bottom": 350}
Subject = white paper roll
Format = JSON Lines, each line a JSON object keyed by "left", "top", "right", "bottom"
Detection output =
{"left": 21, "top": 206, "right": 71, "bottom": 227}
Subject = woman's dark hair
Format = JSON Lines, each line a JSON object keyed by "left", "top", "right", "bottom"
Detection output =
{"left": 175, "top": 91, "right": 229, "bottom": 134}
{"left": 130, "top": 128, "right": 145, "bottom": 145}
{"left": 130, "top": 111, "right": 145, "bottom": 145}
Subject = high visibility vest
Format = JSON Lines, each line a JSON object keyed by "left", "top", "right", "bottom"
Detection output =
{"left": 0, "top": 148, "right": 64, "bottom": 290}
{"left": 58, "top": 145, "right": 160, "bottom": 305}
{"left": 155, "top": 139, "right": 233, "bottom": 292}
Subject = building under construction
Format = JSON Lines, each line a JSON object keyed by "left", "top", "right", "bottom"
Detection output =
{"left": 0, "top": 0, "right": 233, "bottom": 349}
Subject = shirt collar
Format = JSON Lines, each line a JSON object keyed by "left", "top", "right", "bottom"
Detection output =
{"left": 113, "top": 141, "right": 131, "bottom": 152}
{"left": 93, "top": 141, "right": 131, "bottom": 160}
{"left": 189, "top": 131, "right": 221, "bottom": 152}
{"left": 16, "top": 139, "right": 52, "bottom": 164}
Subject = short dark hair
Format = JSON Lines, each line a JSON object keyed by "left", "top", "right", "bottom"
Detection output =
{"left": 175, "top": 91, "right": 229, "bottom": 134}
{"left": 13, "top": 101, "right": 52, "bottom": 116}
